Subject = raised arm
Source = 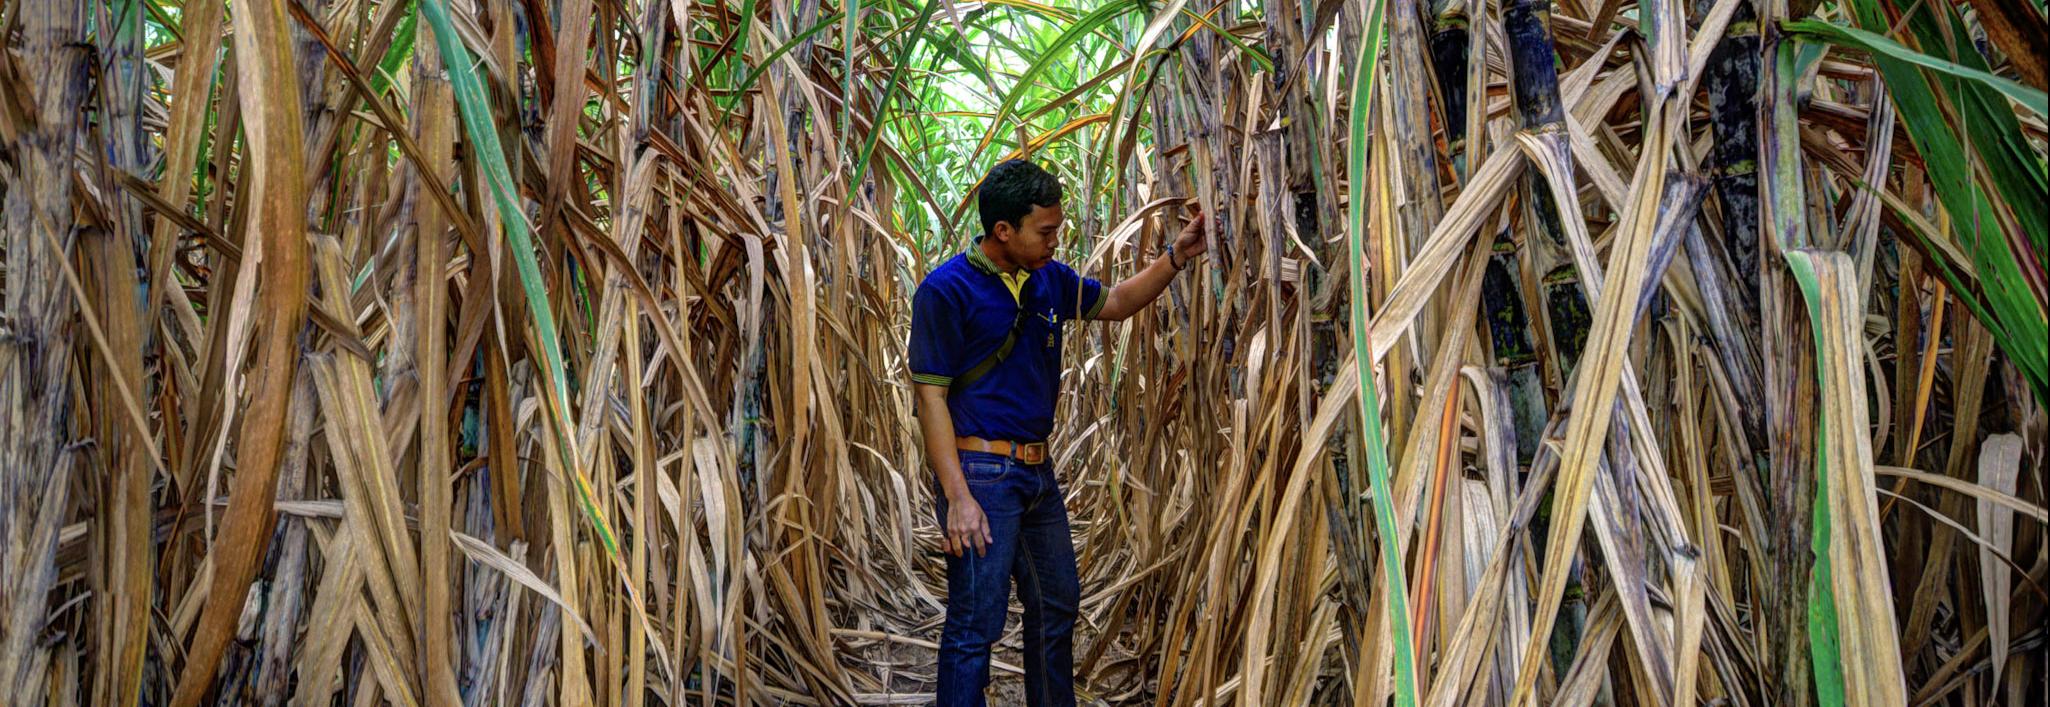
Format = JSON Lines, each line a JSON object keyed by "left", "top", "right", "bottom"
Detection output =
{"left": 1093, "top": 205, "right": 1213, "bottom": 321}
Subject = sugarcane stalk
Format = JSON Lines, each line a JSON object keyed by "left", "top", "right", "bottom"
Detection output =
{"left": 1760, "top": 16, "right": 1823, "bottom": 706}
{"left": 1701, "top": 1, "right": 1764, "bottom": 320}
{"left": 1683, "top": 0, "right": 1772, "bottom": 586}
{"left": 87, "top": 1, "right": 158, "bottom": 704}
{"left": 1429, "top": 0, "right": 1472, "bottom": 174}
{"left": 1504, "top": 4, "right": 1705, "bottom": 698}
{"left": 257, "top": 372, "right": 318, "bottom": 706}
{"left": 1504, "top": 0, "right": 1592, "bottom": 394}
{"left": 1481, "top": 245, "right": 1551, "bottom": 465}
{"left": 1505, "top": 0, "right": 1566, "bottom": 130}
{"left": 1, "top": 1, "right": 91, "bottom": 701}
{"left": 1502, "top": 0, "right": 1614, "bottom": 686}
{"left": 1388, "top": 0, "right": 1447, "bottom": 222}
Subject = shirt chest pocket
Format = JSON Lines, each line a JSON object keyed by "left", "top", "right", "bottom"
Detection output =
{"left": 968, "top": 295, "right": 1060, "bottom": 355}
{"left": 1023, "top": 303, "right": 1062, "bottom": 350}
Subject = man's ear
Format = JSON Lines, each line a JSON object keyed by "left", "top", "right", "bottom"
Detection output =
{"left": 990, "top": 220, "right": 1013, "bottom": 243}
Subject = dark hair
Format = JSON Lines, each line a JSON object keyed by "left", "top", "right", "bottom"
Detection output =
{"left": 976, "top": 159, "right": 1063, "bottom": 240}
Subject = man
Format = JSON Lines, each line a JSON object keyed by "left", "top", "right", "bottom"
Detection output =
{"left": 908, "top": 159, "right": 1210, "bottom": 706}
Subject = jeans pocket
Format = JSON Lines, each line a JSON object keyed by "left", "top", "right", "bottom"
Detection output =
{"left": 961, "top": 456, "right": 1010, "bottom": 486}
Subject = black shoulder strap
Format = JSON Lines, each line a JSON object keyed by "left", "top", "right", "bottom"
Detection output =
{"left": 950, "top": 307, "right": 1023, "bottom": 394}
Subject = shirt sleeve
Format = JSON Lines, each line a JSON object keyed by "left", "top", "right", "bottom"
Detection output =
{"left": 1048, "top": 260, "right": 1106, "bottom": 321}
{"left": 909, "top": 280, "right": 966, "bottom": 387}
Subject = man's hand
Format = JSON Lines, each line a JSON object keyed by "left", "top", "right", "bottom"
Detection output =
{"left": 945, "top": 494, "right": 993, "bottom": 557}
{"left": 1094, "top": 201, "right": 1217, "bottom": 320}
{"left": 915, "top": 382, "right": 991, "bottom": 557}
{"left": 1173, "top": 203, "right": 1213, "bottom": 265}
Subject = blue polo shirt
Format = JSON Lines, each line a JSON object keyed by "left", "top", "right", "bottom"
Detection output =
{"left": 909, "top": 249, "right": 1106, "bottom": 442}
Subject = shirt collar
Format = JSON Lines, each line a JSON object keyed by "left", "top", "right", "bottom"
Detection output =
{"left": 967, "top": 247, "right": 1032, "bottom": 303}
{"left": 966, "top": 246, "right": 1009, "bottom": 276}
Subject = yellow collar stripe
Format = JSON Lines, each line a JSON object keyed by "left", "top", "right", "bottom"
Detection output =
{"left": 999, "top": 270, "right": 1029, "bottom": 304}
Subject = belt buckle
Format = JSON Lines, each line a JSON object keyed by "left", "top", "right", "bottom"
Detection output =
{"left": 1017, "top": 442, "right": 1048, "bottom": 465}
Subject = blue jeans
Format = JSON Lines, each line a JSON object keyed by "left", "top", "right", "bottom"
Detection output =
{"left": 934, "top": 450, "right": 1080, "bottom": 707}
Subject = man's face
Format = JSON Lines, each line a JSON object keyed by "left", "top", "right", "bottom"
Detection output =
{"left": 997, "top": 203, "right": 1064, "bottom": 270}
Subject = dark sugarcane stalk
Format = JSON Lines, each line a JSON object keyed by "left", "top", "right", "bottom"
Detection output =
{"left": 1542, "top": 264, "right": 1597, "bottom": 370}
{"left": 1504, "top": 5, "right": 1698, "bottom": 694}
{"left": 1701, "top": 0, "right": 1764, "bottom": 322}
{"left": 1505, "top": 0, "right": 1566, "bottom": 130}
{"left": 1694, "top": 0, "right": 1770, "bottom": 458}
{"left": 1481, "top": 245, "right": 1551, "bottom": 465}
{"left": 1447, "top": 0, "right": 1542, "bottom": 468}
{"left": 1502, "top": 0, "right": 1601, "bottom": 676}
{"left": 1504, "top": 0, "right": 1591, "bottom": 391}
{"left": 1428, "top": 0, "right": 1473, "bottom": 175}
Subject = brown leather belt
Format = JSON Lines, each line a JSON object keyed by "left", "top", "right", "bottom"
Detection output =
{"left": 956, "top": 436, "right": 1048, "bottom": 465}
